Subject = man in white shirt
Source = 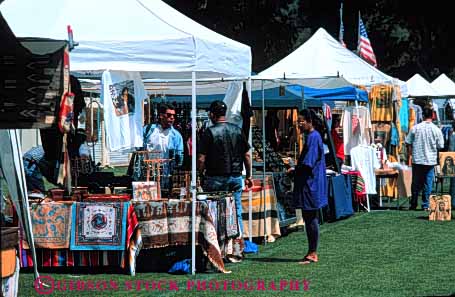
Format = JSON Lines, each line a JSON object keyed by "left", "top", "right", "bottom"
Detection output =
{"left": 406, "top": 107, "right": 444, "bottom": 211}
{"left": 143, "top": 103, "right": 184, "bottom": 195}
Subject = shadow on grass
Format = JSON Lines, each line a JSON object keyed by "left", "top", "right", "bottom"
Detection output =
{"left": 416, "top": 216, "right": 430, "bottom": 220}
{"left": 244, "top": 257, "right": 298, "bottom": 263}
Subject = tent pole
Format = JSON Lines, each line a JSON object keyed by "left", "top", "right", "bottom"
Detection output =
{"left": 247, "top": 77, "right": 253, "bottom": 242}
{"left": 191, "top": 72, "right": 197, "bottom": 275}
{"left": 13, "top": 130, "right": 40, "bottom": 281}
{"left": 261, "top": 80, "right": 268, "bottom": 245}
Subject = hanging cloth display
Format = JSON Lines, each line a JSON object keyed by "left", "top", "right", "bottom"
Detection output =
{"left": 101, "top": 70, "right": 145, "bottom": 152}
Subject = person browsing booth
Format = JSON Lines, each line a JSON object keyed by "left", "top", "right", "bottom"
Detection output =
{"left": 198, "top": 100, "right": 253, "bottom": 234}
{"left": 143, "top": 103, "right": 184, "bottom": 194}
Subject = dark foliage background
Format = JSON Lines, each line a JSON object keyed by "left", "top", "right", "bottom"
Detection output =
{"left": 165, "top": 0, "right": 455, "bottom": 82}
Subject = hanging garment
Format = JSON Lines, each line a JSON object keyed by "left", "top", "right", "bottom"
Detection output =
{"left": 101, "top": 70, "right": 145, "bottom": 152}
{"left": 370, "top": 85, "right": 394, "bottom": 121}
{"left": 350, "top": 145, "right": 380, "bottom": 194}
{"left": 241, "top": 82, "right": 253, "bottom": 140}
{"left": 372, "top": 123, "right": 391, "bottom": 147}
{"left": 223, "top": 81, "right": 243, "bottom": 128}
{"left": 342, "top": 106, "right": 371, "bottom": 155}
{"left": 399, "top": 98, "right": 409, "bottom": 133}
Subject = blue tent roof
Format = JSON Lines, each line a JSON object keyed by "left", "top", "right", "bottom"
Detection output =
{"left": 165, "top": 84, "right": 368, "bottom": 108}
{"left": 287, "top": 85, "right": 369, "bottom": 102}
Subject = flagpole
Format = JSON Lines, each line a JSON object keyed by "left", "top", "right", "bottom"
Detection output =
{"left": 357, "top": 11, "right": 361, "bottom": 54}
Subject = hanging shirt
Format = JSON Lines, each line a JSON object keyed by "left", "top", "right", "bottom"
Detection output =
{"left": 413, "top": 104, "right": 423, "bottom": 124}
{"left": 370, "top": 85, "right": 393, "bottom": 121}
{"left": 399, "top": 98, "right": 409, "bottom": 133}
{"left": 102, "top": 70, "right": 145, "bottom": 152}
{"left": 331, "top": 128, "right": 344, "bottom": 161}
{"left": 342, "top": 106, "right": 371, "bottom": 155}
{"left": 372, "top": 123, "right": 391, "bottom": 146}
{"left": 223, "top": 81, "right": 243, "bottom": 128}
{"left": 350, "top": 145, "right": 380, "bottom": 194}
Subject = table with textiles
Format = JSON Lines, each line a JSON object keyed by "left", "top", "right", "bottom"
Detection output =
{"left": 133, "top": 198, "right": 243, "bottom": 273}
{"left": 20, "top": 197, "right": 241, "bottom": 275}
{"left": 20, "top": 201, "right": 140, "bottom": 275}
{"left": 241, "top": 175, "right": 282, "bottom": 242}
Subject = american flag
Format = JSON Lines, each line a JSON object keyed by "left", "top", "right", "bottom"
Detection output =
{"left": 339, "top": 2, "right": 346, "bottom": 47}
{"left": 357, "top": 14, "right": 377, "bottom": 67}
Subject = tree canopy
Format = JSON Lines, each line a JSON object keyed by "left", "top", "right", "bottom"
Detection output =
{"left": 166, "top": 0, "right": 455, "bottom": 82}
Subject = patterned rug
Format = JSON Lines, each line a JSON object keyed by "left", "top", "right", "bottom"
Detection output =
{"left": 70, "top": 202, "right": 129, "bottom": 250}
{"left": 29, "top": 202, "right": 72, "bottom": 249}
{"left": 134, "top": 200, "right": 228, "bottom": 273}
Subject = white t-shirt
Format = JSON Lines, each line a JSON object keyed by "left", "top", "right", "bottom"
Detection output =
{"left": 79, "top": 143, "right": 90, "bottom": 157}
{"left": 147, "top": 126, "right": 171, "bottom": 158}
{"left": 342, "top": 106, "right": 372, "bottom": 155}
{"left": 350, "top": 145, "right": 380, "bottom": 194}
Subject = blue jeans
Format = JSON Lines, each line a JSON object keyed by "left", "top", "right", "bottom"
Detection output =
{"left": 204, "top": 176, "right": 244, "bottom": 233}
{"left": 450, "top": 177, "right": 455, "bottom": 211}
{"left": 411, "top": 164, "right": 435, "bottom": 209}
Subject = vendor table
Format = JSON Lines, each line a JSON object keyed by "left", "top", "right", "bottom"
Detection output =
{"left": 20, "top": 198, "right": 238, "bottom": 275}
{"left": 376, "top": 168, "right": 412, "bottom": 209}
{"left": 376, "top": 169, "right": 399, "bottom": 208}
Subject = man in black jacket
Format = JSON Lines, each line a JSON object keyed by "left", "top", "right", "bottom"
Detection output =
{"left": 198, "top": 101, "right": 253, "bottom": 234}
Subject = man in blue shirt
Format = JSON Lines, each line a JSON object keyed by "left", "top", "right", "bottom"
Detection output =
{"left": 143, "top": 103, "right": 184, "bottom": 195}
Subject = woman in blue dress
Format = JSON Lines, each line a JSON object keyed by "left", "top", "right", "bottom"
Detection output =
{"left": 292, "top": 109, "right": 327, "bottom": 264}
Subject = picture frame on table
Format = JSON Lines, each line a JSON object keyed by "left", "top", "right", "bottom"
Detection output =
{"left": 438, "top": 152, "right": 455, "bottom": 176}
{"left": 132, "top": 181, "right": 160, "bottom": 201}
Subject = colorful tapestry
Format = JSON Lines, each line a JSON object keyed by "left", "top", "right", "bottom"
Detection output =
{"left": 241, "top": 185, "right": 281, "bottom": 241}
{"left": 29, "top": 202, "right": 72, "bottom": 249}
{"left": 70, "top": 202, "right": 129, "bottom": 250}
{"left": 222, "top": 236, "right": 245, "bottom": 263}
{"left": 133, "top": 200, "right": 228, "bottom": 273}
{"left": 20, "top": 249, "right": 124, "bottom": 268}
{"left": 225, "top": 196, "right": 239, "bottom": 238}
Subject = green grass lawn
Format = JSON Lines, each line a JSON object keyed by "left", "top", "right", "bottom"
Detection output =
{"left": 18, "top": 210, "right": 455, "bottom": 297}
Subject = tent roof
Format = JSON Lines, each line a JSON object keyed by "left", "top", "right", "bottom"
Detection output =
{"left": 287, "top": 86, "right": 368, "bottom": 103}
{"left": 406, "top": 74, "right": 438, "bottom": 97}
{"left": 1, "top": 0, "right": 251, "bottom": 79}
{"left": 255, "top": 28, "right": 407, "bottom": 95}
{"left": 431, "top": 74, "right": 455, "bottom": 97}
{"left": 147, "top": 78, "right": 366, "bottom": 108}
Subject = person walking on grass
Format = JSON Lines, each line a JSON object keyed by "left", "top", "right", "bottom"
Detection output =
{"left": 289, "top": 109, "right": 327, "bottom": 265}
{"left": 405, "top": 106, "right": 444, "bottom": 211}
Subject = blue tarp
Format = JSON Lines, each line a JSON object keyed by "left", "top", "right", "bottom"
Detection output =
{"left": 164, "top": 84, "right": 368, "bottom": 108}
{"left": 287, "top": 85, "right": 369, "bottom": 102}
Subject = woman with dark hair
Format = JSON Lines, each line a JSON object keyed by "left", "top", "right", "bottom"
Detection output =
{"left": 291, "top": 109, "right": 327, "bottom": 264}
{"left": 442, "top": 156, "right": 455, "bottom": 175}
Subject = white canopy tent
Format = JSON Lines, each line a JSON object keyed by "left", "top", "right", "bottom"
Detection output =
{"left": 2, "top": 0, "right": 252, "bottom": 275}
{"left": 1, "top": 0, "right": 251, "bottom": 80}
{"left": 0, "top": 130, "right": 40, "bottom": 281}
{"left": 255, "top": 27, "right": 408, "bottom": 97}
{"left": 406, "top": 74, "right": 438, "bottom": 97}
{"left": 431, "top": 74, "right": 455, "bottom": 97}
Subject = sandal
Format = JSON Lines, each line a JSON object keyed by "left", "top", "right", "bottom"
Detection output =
{"left": 298, "top": 256, "right": 318, "bottom": 265}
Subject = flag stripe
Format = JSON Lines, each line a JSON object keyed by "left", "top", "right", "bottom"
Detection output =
{"left": 357, "top": 14, "right": 377, "bottom": 67}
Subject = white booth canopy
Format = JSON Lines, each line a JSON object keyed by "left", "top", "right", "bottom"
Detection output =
{"left": 255, "top": 27, "right": 407, "bottom": 96}
{"left": 0, "top": 0, "right": 252, "bottom": 79}
{"left": 431, "top": 73, "right": 455, "bottom": 97}
{"left": 406, "top": 74, "right": 438, "bottom": 97}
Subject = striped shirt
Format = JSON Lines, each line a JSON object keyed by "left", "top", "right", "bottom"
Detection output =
{"left": 405, "top": 121, "right": 444, "bottom": 165}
